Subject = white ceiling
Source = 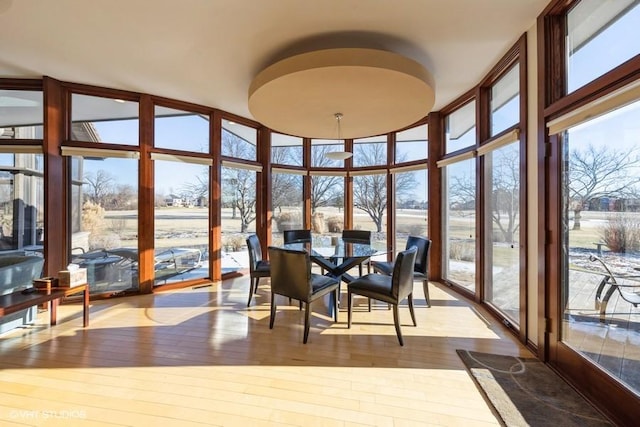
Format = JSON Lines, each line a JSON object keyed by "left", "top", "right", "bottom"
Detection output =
{"left": 0, "top": 0, "right": 548, "bottom": 126}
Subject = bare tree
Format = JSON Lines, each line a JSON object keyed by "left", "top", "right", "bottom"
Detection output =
{"left": 310, "top": 144, "right": 343, "bottom": 212}
{"left": 221, "top": 131, "right": 257, "bottom": 232}
{"left": 271, "top": 146, "right": 303, "bottom": 213}
{"left": 353, "top": 174, "right": 387, "bottom": 231}
{"left": 180, "top": 169, "right": 209, "bottom": 205}
{"left": 222, "top": 167, "right": 256, "bottom": 232}
{"left": 352, "top": 143, "right": 417, "bottom": 232}
{"left": 569, "top": 144, "right": 640, "bottom": 230}
{"left": 108, "top": 184, "right": 137, "bottom": 210}
{"left": 84, "top": 170, "right": 115, "bottom": 207}
{"left": 489, "top": 146, "right": 519, "bottom": 243}
{"left": 447, "top": 148, "right": 520, "bottom": 243}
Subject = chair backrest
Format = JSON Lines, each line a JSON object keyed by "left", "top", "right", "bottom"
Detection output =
{"left": 405, "top": 235, "right": 431, "bottom": 275}
{"left": 391, "top": 246, "right": 418, "bottom": 300}
{"left": 342, "top": 229, "right": 371, "bottom": 244}
{"left": 268, "top": 246, "right": 312, "bottom": 301}
{"left": 246, "top": 235, "right": 263, "bottom": 273}
{"left": 283, "top": 229, "right": 312, "bottom": 244}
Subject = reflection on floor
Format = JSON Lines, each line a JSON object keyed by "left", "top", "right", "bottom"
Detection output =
{"left": 0, "top": 276, "right": 533, "bottom": 426}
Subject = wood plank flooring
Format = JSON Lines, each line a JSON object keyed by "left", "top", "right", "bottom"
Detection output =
{"left": 0, "top": 276, "right": 531, "bottom": 426}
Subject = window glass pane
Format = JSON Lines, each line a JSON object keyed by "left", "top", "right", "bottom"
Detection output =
{"left": 396, "top": 124, "right": 428, "bottom": 162}
{"left": 154, "top": 160, "right": 209, "bottom": 285}
{"left": 443, "top": 158, "right": 476, "bottom": 291}
{"left": 395, "top": 169, "right": 428, "bottom": 254}
{"left": 353, "top": 135, "right": 386, "bottom": 167}
{"left": 483, "top": 142, "right": 520, "bottom": 324}
{"left": 271, "top": 133, "right": 303, "bottom": 166}
{"left": 353, "top": 174, "right": 387, "bottom": 251}
{"left": 222, "top": 120, "right": 257, "bottom": 161}
{"left": 154, "top": 106, "right": 209, "bottom": 153}
{"left": 221, "top": 166, "right": 256, "bottom": 273}
{"left": 271, "top": 172, "right": 304, "bottom": 245}
{"left": 491, "top": 66, "right": 520, "bottom": 136}
{"left": 71, "top": 94, "right": 139, "bottom": 145}
{"left": 567, "top": 0, "right": 640, "bottom": 93}
{"left": 311, "top": 139, "right": 345, "bottom": 168}
{"left": 0, "top": 153, "right": 44, "bottom": 254}
{"left": 70, "top": 156, "right": 139, "bottom": 294}
{"left": 0, "top": 89, "right": 43, "bottom": 139}
{"left": 310, "top": 175, "right": 344, "bottom": 240}
{"left": 561, "top": 98, "right": 640, "bottom": 395}
{"left": 445, "top": 101, "right": 476, "bottom": 154}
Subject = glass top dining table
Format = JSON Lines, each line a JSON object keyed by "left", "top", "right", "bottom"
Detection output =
{"left": 280, "top": 238, "right": 387, "bottom": 284}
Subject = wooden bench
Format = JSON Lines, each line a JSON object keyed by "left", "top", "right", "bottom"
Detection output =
{"left": 0, "top": 283, "right": 89, "bottom": 328}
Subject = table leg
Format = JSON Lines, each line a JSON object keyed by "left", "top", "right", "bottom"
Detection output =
{"left": 50, "top": 298, "right": 58, "bottom": 325}
{"left": 83, "top": 285, "right": 89, "bottom": 327}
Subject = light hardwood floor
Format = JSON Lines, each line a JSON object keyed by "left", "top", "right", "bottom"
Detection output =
{"left": 0, "top": 276, "right": 531, "bottom": 426}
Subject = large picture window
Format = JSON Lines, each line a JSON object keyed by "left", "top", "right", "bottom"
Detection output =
{"left": 482, "top": 140, "right": 521, "bottom": 323}
{"left": 310, "top": 173, "right": 344, "bottom": 240}
{"left": 271, "top": 170, "right": 304, "bottom": 245}
{"left": 352, "top": 172, "right": 387, "bottom": 250}
{"left": 557, "top": 96, "right": 640, "bottom": 396}
{"left": 153, "top": 158, "right": 210, "bottom": 286}
{"left": 221, "top": 163, "right": 258, "bottom": 272}
{"left": 442, "top": 156, "right": 476, "bottom": 292}
{"left": 392, "top": 167, "right": 428, "bottom": 255}
{"left": 68, "top": 154, "right": 139, "bottom": 295}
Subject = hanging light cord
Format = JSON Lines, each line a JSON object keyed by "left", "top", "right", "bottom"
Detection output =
{"left": 335, "top": 112, "right": 343, "bottom": 140}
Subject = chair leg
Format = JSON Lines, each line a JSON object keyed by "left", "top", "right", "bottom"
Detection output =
{"left": 247, "top": 277, "right": 258, "bottom": 307}
{"left": 303, "top": 302, "right": 311, "bottom": 344}
{"left": 408, "top": 294, "right": 417, "bottom": 326}
{"left": 269, "top": 292, "right": 277, "bottom": 329}
{"left": 423, "top": 279, "right": 430, "bottom": 307}
{"left": 347, "top": 290, "right": 353, "bottom": 328}
{"left": 392, "top": 304, "right": 404, "bottom": 346}
{"left": 368, "top": 298, "right": 371, "bottom": 312}
{"left": 332, "top": 288, "right": 338, "bottom": 322}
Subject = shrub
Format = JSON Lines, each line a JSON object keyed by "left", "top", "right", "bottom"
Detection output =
{"left": 600, "top": 213, "right": 640, "bottom": 253}
{"left": 82, "top": 200, "right": 105, "bottom": 233}
{"left": 223, "top": 235, "right": 245, "bottom": 252}
{"left": 396, "top": 222, "right": 427, "bottom": 236}
{"left": 449, "top": 240, "right": 475, "bottom": 261}
{"left": 326, "top": 216, "right": 344, "bottom": 233}
{"left": 311, "top": 212, "right": 325, "bottom": 233}
{"left": 274, "top": 211, "right": 302, "bottom": 231}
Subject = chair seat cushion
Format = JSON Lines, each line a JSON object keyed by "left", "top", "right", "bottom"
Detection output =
{"left": 348, "top": 273, "right": 394, "bottom": 302}
{"left": 371, "top": 261, "right": 394, "bottom": 276}
{"left": 310, "top": 274, "right": 339, "bottom": 293}
{"left": 255, "top": 260, "right": 270, "bottom": 273}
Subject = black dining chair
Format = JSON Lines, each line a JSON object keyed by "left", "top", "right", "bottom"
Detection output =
{"left": 371, "top": 236, "right": 432, "bottom": 307}
{"left": 268, "top": 246, "right": 339, "bottom": 344}
{"left": 347, "top": 246, "right": 418, "bottom": 346}
{"left": 341, "top": 229, "right": 372, "bottom": 275}
{"left": 246, "top": 234, "right": 270, "bottom": 307}
{"left": 283, "top": 229, "right": 312, "bottom": 244}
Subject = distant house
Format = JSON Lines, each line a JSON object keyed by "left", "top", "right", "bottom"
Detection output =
{"left": 165, "top": 195, "right": 184, "bottom": 207}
